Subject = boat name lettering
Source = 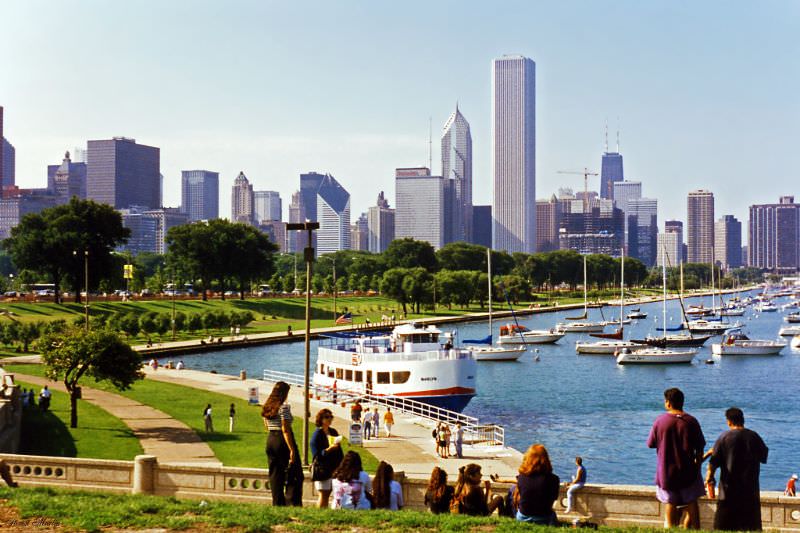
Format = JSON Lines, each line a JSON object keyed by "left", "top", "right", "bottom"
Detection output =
{"left": 420, "top": 377, "right": 437, "bottom": 382}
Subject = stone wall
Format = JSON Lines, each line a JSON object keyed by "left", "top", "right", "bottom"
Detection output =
{"left": 2, "top": 453, "right": 800, "bottom": 531}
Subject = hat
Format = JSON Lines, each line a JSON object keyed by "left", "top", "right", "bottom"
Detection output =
{"left": 792, "top": 474, "right": 798, "bottom": 480}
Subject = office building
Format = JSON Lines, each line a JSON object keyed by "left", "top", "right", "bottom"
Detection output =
{"left": 492, "top": 55, "right": 536, "bottom": 253}
{"left": 315, "top": 173, "right": 351, "bottom": 255}
{"left": 181, "top": 170, "right": 219, "bottom": 222}
{"left": 119, "top": 207, "right": 188, "bottom": 255}
{"left": 395, "top": 167, "right": 446, "bottom": 249}
{"left": 441, "top": 104, "right": 472, "bottom": 243}
{"left": 687, "top": 190, "right": 715, "bottom": 263}
{"left": 0, "top": 106, "right": 3, "bottom": 188}
{"left": 748, "top": 196, "right": 800, "bottom": 272}
{"left": 254, "top": 190, "right": 281, "bottom": 223}
{"left": 626, "top": 198, "right": 658, "bottom": 266}
{"left": 367, "top": 191, "right": 395, "bottom": 253}
{"left": 656, "top": 232, "right": 681, "bottom": 267}
{"left": 0, "top": 191, "right": 58, "bottom": 240}
{"left": 558, "top": 201, "right": 625, "bottom": 256}
{"left": 351, "top": 212, "right": 369, "bottom": 251}
{"left": 536, "top": 195, "right": 562, "bottom": 252}
{"left": 472, "top": 205, "right": 492, "bottom": 248}
{"left": 47, "top": 151, "right": 87, "bottom": 204}
{"left": 231, "top": 171, "right": 254, "bottom": 224}
{"left": 663, "top": 220, "right": 684, "bottom": 264}
{"left": 287, "top": 191, "right": 302, "bottom": 253}
{"left": 87, "top": 137, "right": 160, "bottom": 209}
{"left": 258, "top": 221, "right": 287, "bottom": 252}
{"left": 0, "top": 106, "right": 15, "bottom": 190}
{"left": 600, "top": 151, "right": 624, "bottom": 200}
{"left": 715, "top": 215, "right": 742, "bottom": 270}
{"left": 612, "top": 181, "right": 642, "bottom": 213}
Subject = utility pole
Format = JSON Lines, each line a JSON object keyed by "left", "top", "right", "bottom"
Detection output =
{"left": 74, "top": 250, "right": 89, "bottom": 332}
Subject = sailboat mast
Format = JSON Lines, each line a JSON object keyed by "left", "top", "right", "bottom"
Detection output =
{"left": 710, "top": 247, "right": 716, "bottom": 312}
{"left": 662, "top": 261, "right": 667, "bottom": 335}
{"left": 487, "top": 249, "right": 493, "bottom": 333}
{"left": 620, "top": 248, "right": 625, "bottom": 326}
{"left": 583, "top": 255, "right": 588, "bottom": 314}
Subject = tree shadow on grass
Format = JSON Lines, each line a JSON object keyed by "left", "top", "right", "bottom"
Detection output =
{"left": 19, "top": 407, "right": 78, "bottom": 457}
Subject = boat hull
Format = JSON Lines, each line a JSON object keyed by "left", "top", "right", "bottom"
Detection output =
{"left": 616, "top": 349, "right": 697, "bottom": 364}
{"left": 631, "top": 335, "right": 712, "bottom": 348}
{"left": 576, "top": 341, "right": 642, "bottom": 355}
{"left": 711, "top": 342, "right": 785, "bottom": 355}
{"left": 470, "top": 346, "right": 526, "bottom": 361}
{"left": 779, "top": 327, "right": 800, "bottom": 337}
{"left": 499, "top": 332, "right": 564, "bottom": 344}
{"left": 557, "top": 322, "right": 606, "bottom": 333}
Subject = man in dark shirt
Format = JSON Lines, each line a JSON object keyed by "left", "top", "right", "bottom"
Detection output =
{"left": 647, "top": 387, "right": 706, "bottom": 528}
{"left": 706, "top": 407, "right": 768, "bottom": 531}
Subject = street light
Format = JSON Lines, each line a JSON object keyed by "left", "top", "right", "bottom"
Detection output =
{"left": 74, "top": 250, "right": 89, "bottom": 332}
{"left": 286, "top": 221, "right": 319, "bottom": 466}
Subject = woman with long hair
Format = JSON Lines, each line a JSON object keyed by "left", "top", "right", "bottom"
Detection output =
{"left": 261, "top": 381, "right": 303, "bottom": 506}
{"left": 451, "top": 463, "right": 504, "bottom": 516}
{"left": 514, "top": 444, "right": 560, "bottom": 524}
{"left": 424, "top": 466, "right": 454, "bottom": 514}
{"left": 310, "top": 408, "right": 343, "bottom": 508}
{"left": 372, "top": 461, "right": 403, "bottom": 510}
{"left": 330, "top": 451, "right": 372, "bottom": 510}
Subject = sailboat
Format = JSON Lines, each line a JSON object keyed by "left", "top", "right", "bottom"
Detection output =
{"left": 557, "top": 256, "right": 607, "bottom": 333}
{"left": 577, "top": 248, "right": 643, "bottom": 354}
{"left": 464, "top": 250, "right": 526, "bottom": 361}
{"left": 685, "top": 256, "right": 739, "bottom": 335}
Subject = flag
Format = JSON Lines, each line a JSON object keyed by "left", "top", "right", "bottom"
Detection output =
{"left": 335, "top": 312, "right": 352, "bottom": 325}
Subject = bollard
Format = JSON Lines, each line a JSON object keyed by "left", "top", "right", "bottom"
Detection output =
{"left": 240, "top": 370, "right": 247, "bottom": 381}
{"left": 132, "top": 455, "right": 157, "bottom": 494}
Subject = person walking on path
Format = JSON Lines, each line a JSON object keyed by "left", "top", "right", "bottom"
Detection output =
{"left": 383, "top": 408, "right": 394, "bottom": 437}
{"left": 705, "top": 407, "right": 768, "bottom": 531}
{"left": 39, "top": 385, "right": 51, "bottom": 411}
{"left": 564, "top": 456, "right": 587, "bottom": 514}
{"left": 351, "top": 400, "right": 363, "bottom": 422}
{"left": 647, "top": 387, "right": 706, "bottom": 529}
{"left": 203, "top": 404, "right": 214, "bottom": 432}
{"left": 454, "top": 422, "right": 464, "bottom": 458}
{"left": 363, "top": 410, "right": 372, "bottom": 441}
{"left": 262, "top": 381, "right": 303, "bottom": 506}
{"left": 371, "top": 408, "right": 380, "bottom": 439}
{"left": 228, "top": 403, "right": 235, "bottom": 432}
{"left": 310, "top": 408, "right": 344, "bottom": 508}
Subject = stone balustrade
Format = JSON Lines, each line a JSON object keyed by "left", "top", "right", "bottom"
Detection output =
{"left": 2, "top": 452, "right": 800, "bottom": 531}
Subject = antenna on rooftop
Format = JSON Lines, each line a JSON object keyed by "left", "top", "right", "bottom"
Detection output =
{"left": 604, "top": 119, "right": 609, "bottom": 153}
{"left": 616, "top": 116, "right": 620, "bottom": 152}
{"left": 428, "top": 116, "right": 432, "bottom": 172}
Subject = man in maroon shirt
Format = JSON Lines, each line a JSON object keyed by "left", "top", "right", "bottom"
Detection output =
{"left": 647, "top": 388, "right": 706, "bottom": 528}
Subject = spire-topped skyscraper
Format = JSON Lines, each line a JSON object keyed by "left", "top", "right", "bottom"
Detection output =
{"left": 600, "top": 123, "right": 624, "bottom": 200}
{"left": 441, "top": 104, "right": 473, "bottom": 244}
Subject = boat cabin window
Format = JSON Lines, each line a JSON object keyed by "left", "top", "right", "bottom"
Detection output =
{"left": 335, "top": 368, "right": 343, "bottom": 380}
{"left": 376, "top": 372, "right": 390, "bottom": 384}
{"left": 345, "top": 369, "right": 353, "bottom": 381}
{"left": 392, "top": 371, "right": 411, "bottom": 384}
{"left": 319, "top": 364, "right": 325, "bottom": 374}
{"left": 355, "top": 371, "right": 363, "bottom": 382}
{"left": 327, "top": 367, "right": 334, "bottom": 378}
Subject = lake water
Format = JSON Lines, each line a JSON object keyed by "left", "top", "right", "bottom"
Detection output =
{"left": 159, "top": 290, "right": 800, "bottom": 490}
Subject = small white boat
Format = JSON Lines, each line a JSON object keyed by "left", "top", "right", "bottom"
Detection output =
{"left": 784, "top": 312, "right": 800, "bottom": 324}
{"left": 711, "top": 332, "right": 785, "bottom": 356}
{"left": 685, "top": 319, "right": 737, "bottom": 335}
{"left": 498, "top": 325, "right": 565, "bottom": 344}
{"left": 719, "top": 306, "right": 746, "bottom": 316}
{"left": 757, "top": 301, "right": 778, "bottom": 312}
{"left": 616, "top": 347, "right": 697, "bottom": 364}
{"left": 557, "top": 321, "right": 607, "bottom": 333}
{"left": 470, "top": 344, "right": 527, "bottom": 361}
{"left": 791, "top": 335, "right": 800, "bottom": 349}
{"left": 627, "top": 309, "right": 648, "bottom": 319}
{"left": 779, "top": 326, "right": 800, "bottom": 337}
{"left": 686, "top": 305, "right": 713, "bottom": 317}
{"left": 576, "top": 340, "right": 643, "bottom": 355}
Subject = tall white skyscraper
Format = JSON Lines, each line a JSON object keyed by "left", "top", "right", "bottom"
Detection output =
{"left": 492, "top": 55, "right": 536, "bottom": 253}
{"left": 441, "top": 105, "right": 472, "bottom": 244}
{"left": 254, "top": 190, "right": 282, "bottom": 223}
{"left": 395, "top": 167, "right": 446, "bottom": 250}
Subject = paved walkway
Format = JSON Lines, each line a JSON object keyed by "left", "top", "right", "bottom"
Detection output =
{"left": 11, "top": 371, "right": 220, "bottom": 466}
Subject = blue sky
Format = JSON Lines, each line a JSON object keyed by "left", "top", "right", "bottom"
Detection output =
{"left": 2, "top": 0, "right": 799, "bottom": 237}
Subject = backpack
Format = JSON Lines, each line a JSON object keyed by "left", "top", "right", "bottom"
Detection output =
{"left": 432, "top": 428, "right": 438, "bottom": 439}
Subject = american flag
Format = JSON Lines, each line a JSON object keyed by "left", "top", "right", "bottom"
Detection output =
{"left": 335, "top": 312, "right": 352, "bottom": 325}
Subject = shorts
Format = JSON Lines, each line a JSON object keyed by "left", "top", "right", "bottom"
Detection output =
{"left": 314, "top": 478, "right": 332, "bottom": 491}
{"left": 655, "top": 476, "right": 704, "bottom": 505}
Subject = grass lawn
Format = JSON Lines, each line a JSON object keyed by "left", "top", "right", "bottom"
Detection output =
{"left": 14, "top": 379, "right": 142, "bottom": 460}
{"left": 7, "top": 365, "right": 378, "bottom": 471}
{"left": 0, "top": 485, "right": 594, "bottom": 532}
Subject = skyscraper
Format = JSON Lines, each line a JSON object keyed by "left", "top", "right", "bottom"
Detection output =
{"left": 287, "top": 191, "right": 302, "bottom": 253}
{"left": 367, "top": 191, "right": 395, "bottom": 253}
{"left": 492, "top": 55, "right": 536, "bottom": 253}
{"left": 87, "top": 137, "right": 160, "bottom": 209}
{"left": 535, "top": 195, "right": 561, "bottom": 252}
{"left": 47, "top": 151, "right": 87, "bottom": 204}
{"left": 350, "top": 212, "right": 369, "bottom": 251}
{"left": 664, "top": 220, "right": 684, "bottom": 263}
{"left": 0, "top": 106, "right": 16, "bottom": 190}
{"left": 600, "top": 128, "right": 624, "bottom": 200}
{"left": 715, "top": 215, "right": 742, "bottom": 270}
{"left": 315, "top": 173, "right": 351, "bottom": 255}
{"left": 395, "top": 167, "right": 446, "bottom": 250}
{"left": 748, "top": 196, "right": 799, "bottom": 272}
{"left": 656, "top": 233, "right": 681, "bottom": 268}
{"left": 687, "top": 190, "right": 715, "bottom": 264}
{"left": 254, "top": 190, "right": 282, "bottom": 223}
{"left": 181, "top": 170, "right": 219, "bottom": 222}
{"left": 441, "top": 105, "right": 472, "bottom": 244}
{"left": 231, "top": 171, "right": 254, "bottom": 224}
{"left": 472, "top": 205, "right": 492, "bottom": 248}
{"left": 627, "top": 198, "right": 658, "bottom": 266}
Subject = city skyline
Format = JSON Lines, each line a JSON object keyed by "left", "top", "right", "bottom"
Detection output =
{"left": 2, "top": 1, "right": 799, "bottom": 241}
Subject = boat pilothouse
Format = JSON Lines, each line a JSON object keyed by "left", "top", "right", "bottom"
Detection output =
{"left": 312, "top": 323, "right": 477, "bottom": 412}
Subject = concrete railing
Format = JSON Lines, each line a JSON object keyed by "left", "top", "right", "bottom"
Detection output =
{"left": 2, "top": 453, "right": 800, "bottom": 531}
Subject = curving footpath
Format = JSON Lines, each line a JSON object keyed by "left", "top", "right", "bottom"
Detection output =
{"left": 11, "top": 371, "right": 220, "bottom": 466}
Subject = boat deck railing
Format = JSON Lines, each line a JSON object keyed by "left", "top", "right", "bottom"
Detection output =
{"left": 261, "top": 369, "right": 505, "bottom": 447}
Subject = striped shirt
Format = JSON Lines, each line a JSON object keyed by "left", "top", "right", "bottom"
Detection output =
{"left": 265, "top": 403, "right": 293, "bottom": 431}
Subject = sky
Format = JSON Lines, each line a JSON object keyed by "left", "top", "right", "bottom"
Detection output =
{"left": 2, "top": 0, "right": 799, "bottom": 241}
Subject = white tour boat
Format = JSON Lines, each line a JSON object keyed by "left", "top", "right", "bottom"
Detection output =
{"left": 711, "top": 332, "right": 785, "bottom": 356}
{"left": 616, "top": 347, "right": 697, "bottom": 365}
{"left": 313, "top": 323, "right": 477, "bottom": 412}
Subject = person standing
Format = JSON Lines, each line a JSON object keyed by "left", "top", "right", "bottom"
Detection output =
{"left": 39, "top": 386, "right": 51, "bottom": 411}
{"left": 564, "top": 456, "right": 587, "bottom": 514}
{"left": 785, "top": 474, "right": 798, "bottom": 497}
{"left": 363, "top": 410, "right": 372, "bottom": 441}
{"left": 383, "top": 408, "right": 394, "bottom": 437}
{"left": 371, "top": 408, "right": 380, "bottom": 439}
{"left": 705, "top": 407, "right": 768, "bottom": 531}
{"left": 203, "top": 404, "right": 214, "bottom": 432}
{"left": 311, "top": 408, "right": 343, "bottom": 508}
{"left": 228, "top": 403, "right": 236, "bottom": 432}
{"left": 454, "top": 422, "right": 464, "bottom": 458}
{"left": 351, "top": 400, "right": 363, "bottom": 422}
{"left": 647, "top": 387, "right": 706, "bottom": 529}
{"left": 262, "top": 381, "right": 303, "bottom": 506}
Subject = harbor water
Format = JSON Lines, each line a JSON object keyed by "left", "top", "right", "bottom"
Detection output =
{"left": 159, "top": 291, "right": 800, "bottom": 490}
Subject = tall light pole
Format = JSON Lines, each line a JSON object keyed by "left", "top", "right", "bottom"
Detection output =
{"left": 74, "top": 250, "right": 89, "bottom": 332}
{"left": 286, "top": 221, "right": 319, "bottom": 466}
{"left": 171, "top": 269, "right": 177, "bottom": 340}
{"left": 332, "top": 256, "right": 337, "bottom": 322}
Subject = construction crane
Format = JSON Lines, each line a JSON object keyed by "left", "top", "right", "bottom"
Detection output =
{"left": 557, "top": 168, "right": 599, "bottom": 211}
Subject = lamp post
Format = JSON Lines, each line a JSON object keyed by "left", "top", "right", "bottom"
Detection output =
{"left": 171, "top": 270, "right": 177, "bottom": 341}
{"left": 332, "top": 256, "right": 337, "bottom": 322}
{"left": 74, "top": 250, "right": 89, "bottom": 332}
{"left": 286, "top": 221, "right": 319, "bottom": 466}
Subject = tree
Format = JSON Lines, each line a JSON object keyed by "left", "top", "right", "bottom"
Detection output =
{"left": 380, "top": 268, "right": 410, "bottom": 315}
{"left": 37, "top": 328, "right": 143, "bottom": 428}
{"left": 436, "top": 242, "right": 487, "bottom": 272}
{"left": 384, "top": 238, "right": 438, "bottom": 271}
{"left": 3, "top": 198, "right": 130, "bottom": 304}
{"left": 402, "top": 267, "right": 433, "bottom": 314}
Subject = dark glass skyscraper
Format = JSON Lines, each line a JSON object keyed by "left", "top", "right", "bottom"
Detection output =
{"left": 181, "top": 170, "right": 219, "bottom": 221}
{"left": 600, "top": 152, "right": 624, "bottom": 200}
{"left": 87, "top": 137, "right": 160, "bottom": 209}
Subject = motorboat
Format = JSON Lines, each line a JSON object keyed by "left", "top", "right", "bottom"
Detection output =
{"left": 756, "top": 301, "right": 778, "bottom": 313}
{"left": 627, "top": 309, "right": 648, "bottom": 319}
{"left": 685, "top": 319, "right": 738, "bottom": 335}
{"left": 711, "top": 331, "right": 785, "bottom": 356}
{"left": 686, "top": 305, "right": 713, "bottom": 317}
{"left": 792, "top": 335, "right": 800, "bottom": 349}
{"left": 498, "top": 324, "right": 565, "bottom": 344}
{"left": 616, "top": 347, "right": 697, "bottom": 365}
{"left": 784, "top": 312, "right": 800, "bottom": 324}
{"left": 576, "top": 340, "right": 643, "bottom": 355}
{"left": 313, "top": 323, "right": 477, "bottom": 412}
{"left": 719, "top": 305, "right": 746, "bottom": 317}
{"left": 779, "top": 326, "right": 800, "bottom": 337}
